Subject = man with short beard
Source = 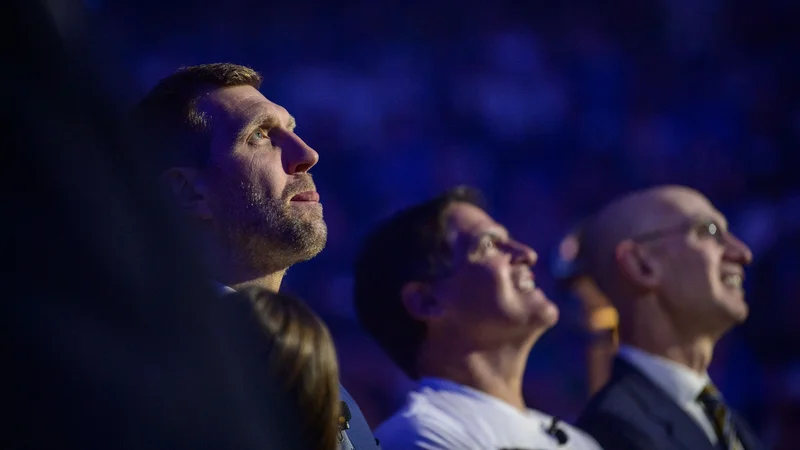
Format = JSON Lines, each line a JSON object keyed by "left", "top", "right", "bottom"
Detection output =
{"left": 133, "top": 63, "right": 379, "bottom": 450}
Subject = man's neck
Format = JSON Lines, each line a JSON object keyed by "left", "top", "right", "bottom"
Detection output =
{"left": 625, "top": 306, "right": 717, "bottom": 374}
{"left": 200, "top": 229, "right": 286, "bottom": 292}
{"left": 227, "top": 271, "right": 285, "bottom": 292}
{"left": 214, "top": 255, "right": 286, "bottom": 293}
{"left": 417, "top": 334, "right": 537, "bottom": 411}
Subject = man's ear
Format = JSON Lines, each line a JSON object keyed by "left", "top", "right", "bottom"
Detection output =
{"left": 401, "top": 281, "right": 444, "bottom": 322}
{"left": 615, "top": 240, "right": 661, "bottom": 290}
{"left": 161, "top": 167, "right": 213, "bottom": 220}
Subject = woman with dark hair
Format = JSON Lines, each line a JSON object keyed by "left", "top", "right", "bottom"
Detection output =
{"left": 236, "top": 287, "right": 342, "bottom": 450}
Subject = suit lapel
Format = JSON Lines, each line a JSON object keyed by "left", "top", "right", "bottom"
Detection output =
{"left": 613, "top": 358, "right": 718, "bottom": 450}
{"left": 730, "top": 411, "right": 763, "bottom": 450}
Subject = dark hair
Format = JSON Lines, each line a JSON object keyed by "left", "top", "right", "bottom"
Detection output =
{"left": 353, "top": 186, "right": 485, "bottom": 379}
{"left": 237, "top": 287, "right": 340, "bottom": 450}
{"left": 130, "top": 63, "right": 263, "bottom": 172}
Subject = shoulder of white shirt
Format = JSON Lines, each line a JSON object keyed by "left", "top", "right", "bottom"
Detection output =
{"left": 376, "top": 377, "right": 603, "bottom": 449}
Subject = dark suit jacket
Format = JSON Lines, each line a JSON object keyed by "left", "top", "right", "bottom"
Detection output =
{"left": 341, "top": 385, "right": 381, "bottom": 449}
{"left": 577, "top": 358, "right": 764, "bottom": 450}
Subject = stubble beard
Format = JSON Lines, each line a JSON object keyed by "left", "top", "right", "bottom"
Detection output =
{"left": 220, "top": 181, "right": 328, "bottom": 275}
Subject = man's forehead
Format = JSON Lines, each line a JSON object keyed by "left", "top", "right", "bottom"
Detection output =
{"left": 661, "top": 188, "right": 726, "bottom": 225}
{"left": 199, "top": 85, "right": 290, "bottom": 127}
{"left": 444, "top": 202, "right": 506, "bottom": 240}
{"left": 594, "top": 186, "right": 726, "bottom": 240}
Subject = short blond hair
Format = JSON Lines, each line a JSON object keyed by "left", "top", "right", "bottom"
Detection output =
{"left": 131, "top": 63, "right": 263, "bottom": 171}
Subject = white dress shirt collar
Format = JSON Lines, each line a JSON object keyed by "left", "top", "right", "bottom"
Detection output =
{"left": 215, "top": 282, "right": 236, "bottom": 295}
{"left": 618, "top": 344, "right": 710, "bottom": 406}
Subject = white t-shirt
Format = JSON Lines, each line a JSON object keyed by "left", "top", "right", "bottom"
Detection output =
{"left": 375, "top": 378, "right": 603, "bottom": 450}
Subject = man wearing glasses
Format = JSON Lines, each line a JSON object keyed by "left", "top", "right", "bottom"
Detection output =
{"left": 576, "top": 185, "right": 764, "bottom": 450}
{"left": 353, "top": 186, "right": 602, "bottom": 450}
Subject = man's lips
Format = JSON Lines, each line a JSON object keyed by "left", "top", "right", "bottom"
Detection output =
{"left": 290, "top": 191, "right": 320, "bottom": 202}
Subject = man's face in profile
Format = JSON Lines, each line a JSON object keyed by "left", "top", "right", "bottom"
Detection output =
{"left": 426, "top": 202, "right": 559, "bottom": 341}
{"left": 198, "top": 85, "right": 327, "bottom": 271}
{"left": 633, "top": 189, "right": 752, "bottom": 333}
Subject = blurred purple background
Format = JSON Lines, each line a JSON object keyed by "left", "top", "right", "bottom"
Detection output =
{"left": 87, "top": 0, "right": 799, "bottom": 444}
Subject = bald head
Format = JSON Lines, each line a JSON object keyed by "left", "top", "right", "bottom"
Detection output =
{"left": 580, "top": 185, "right": 723, "bottom": 303}
{"left": 579, "top": 183, "right": 755, "bottom": 344}
{"left": 580, "top": 185, "right": 755, "bottom": 357}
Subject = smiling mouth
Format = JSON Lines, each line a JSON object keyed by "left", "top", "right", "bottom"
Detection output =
{"left": 722, "top": 273, "right": 743, "bottom": 289}
{"left": 518, "top": 279, "right": 536, "bottom": 291}
{"left": 513, "top": 270, "right": 536, "bottom": 292}
{"left": 290, "top": 191, "right": 320, "bottom": 202}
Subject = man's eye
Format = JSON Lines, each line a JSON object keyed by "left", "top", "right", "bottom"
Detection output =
{"left": 250, "top": 129, "right": 269, "bottom": 142}
{"left": 697, "top": 221, "right": 727, "bottom": 244}
{"left": 700, "top": 223, "right": 717, "bottom": 236}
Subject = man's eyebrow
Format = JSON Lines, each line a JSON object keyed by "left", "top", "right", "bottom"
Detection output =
{"left": 718, "top": 214, "right": 729, "bottom": 230}
{"left": 456, "top": 226, "right": 509, "bottom": 250}
{"left": 696, "top": 212, "right": 728, "bottom": 230}
{"left": 236, "top": 113, "right": 297, "bottom": 141}
{"left": 479, "top": 226, "right": 510, "bottom": 240}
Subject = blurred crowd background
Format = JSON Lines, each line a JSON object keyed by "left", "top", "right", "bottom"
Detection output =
{"left": 87, "top": 0, "right": 798, "bottom": 442}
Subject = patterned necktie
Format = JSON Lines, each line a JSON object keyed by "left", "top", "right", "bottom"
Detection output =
{"left": 697, "top": 384, "right": 741, "bottom": 450}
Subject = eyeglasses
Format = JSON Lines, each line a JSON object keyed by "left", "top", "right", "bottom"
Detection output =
{"left": 632, "top": 219, "right": 727, "bottom": 245}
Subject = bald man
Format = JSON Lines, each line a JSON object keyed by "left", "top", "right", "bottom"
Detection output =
{"left": 576, "top": 186, "right": 764, "bottom": 450}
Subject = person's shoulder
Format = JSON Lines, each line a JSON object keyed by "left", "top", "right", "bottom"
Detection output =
{"left": 580, "top": 363, "right": 649, "bottom": 422}
{"left": 579, "top": 383, "right": 644, "bottom": 435}
{"left": 575, "top": 410, "right": 660, "bottom": 450}
{"left": 545, "top": 420, "right": 600, "bottom": 450}
{"left": 577, "top": 370, "right": 661, "bottom": 448}
{"left": 374, "top": 394, "right": 476, "bottom": 450}
{"left": 578, "top": 371, "right": 666, "bottom": 450}
{"left": 339, "top": 385, "right": 381, "bottom": 449}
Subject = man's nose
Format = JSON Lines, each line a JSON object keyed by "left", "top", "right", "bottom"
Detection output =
{"left": 280, "top": 131, "right": 319, "bottom": 174}
{"left": 724, "top": 232, "right": 753, "bottom": 265}
{"left": 511, "top": 242, "right": 538, "bottom": 266}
